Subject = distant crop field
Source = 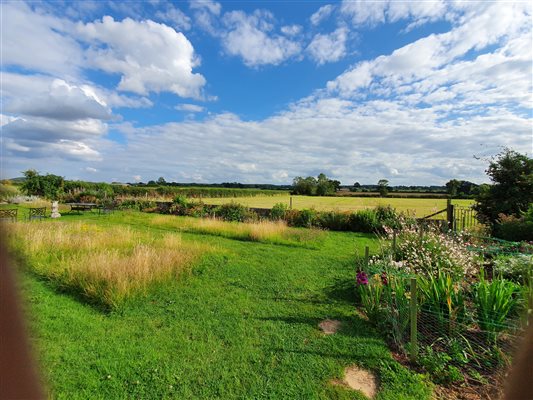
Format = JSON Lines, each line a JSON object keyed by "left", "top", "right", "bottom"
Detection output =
{"left": 201, "top": 195, "right": 474, "bottom": 218}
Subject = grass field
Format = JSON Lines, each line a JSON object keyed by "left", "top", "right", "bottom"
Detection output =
{"left": 201, "top": 195, "right": 474, "bottom": 217}
{"left": 5, "top": 211, "right": 432, "bottom": 399}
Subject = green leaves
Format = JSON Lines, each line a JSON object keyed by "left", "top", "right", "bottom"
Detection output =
{"left": 474, "top": 269, "right": 520, "bottom": 337}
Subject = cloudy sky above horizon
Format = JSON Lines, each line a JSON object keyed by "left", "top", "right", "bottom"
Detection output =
{"left": 1, "top": 0, "right": 532, "bottom": 185}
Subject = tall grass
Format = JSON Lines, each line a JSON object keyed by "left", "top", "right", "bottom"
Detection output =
{"left": 149, "top": 215, "right": 324, "bottom": 247}
{"left": 7, "top": 222, "right": 204, "bottom": 308}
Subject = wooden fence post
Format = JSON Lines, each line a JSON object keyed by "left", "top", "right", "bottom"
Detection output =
{"left": 364, "top": 246, "right": 370, "bottom": 269}
{"left": 410, "top": 278, "right": 418, "bottom": 362}
{"left": 289, "top": 196, "right": 293, "bottom": 209}
{"left": 446, "top": 199, "right": 454, "bottom": 231}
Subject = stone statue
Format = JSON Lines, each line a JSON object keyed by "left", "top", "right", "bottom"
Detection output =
{"left": 51, "top": 201, "right": 61, "bottom": 218}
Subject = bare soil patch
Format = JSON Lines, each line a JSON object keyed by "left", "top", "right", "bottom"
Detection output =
{"left": 318, "top": 319, "right": 341, "bottom": 335}
{"left": 331, "top": 365, "right": 379, "bottom": 399}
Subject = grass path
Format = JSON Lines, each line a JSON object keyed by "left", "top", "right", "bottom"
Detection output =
{"left": 16, "top": 213, "right": 432, "bottom": 399}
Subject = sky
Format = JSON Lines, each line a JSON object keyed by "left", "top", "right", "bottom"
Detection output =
{"left": 1, "top": 0, "right": 532, "bottom": 185}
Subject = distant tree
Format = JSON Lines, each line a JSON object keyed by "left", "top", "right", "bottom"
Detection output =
{"left": 316, "top": 173, "right": 335, "bottom": 196}
{"left": 292, "top": 173, "right": 338, "bottom": 196}
{"left": 156, "top": 176, "right": 167, "bottom": 185}
{"left": 147, "top": 180, "right": 157, "bottom": 186}
{"left": 474, "top": 148, "right": 533, "bottom": 226}
{"left": 377, "top": 179, "right": 389, "bottom": 197}
{"left": 20, "top": 169, "right": 64, "bottom": 200}
{"left": 352, "top": 182, "right": 361, "bottom": 192}
{"left": 445, "top": 179, "right": 460, "bottom": 197}
{"left": 292, "top": 176, "right": 317, "bottom": 195}
{"left": 330, "top": 179, "right": 341, "bottom": 192}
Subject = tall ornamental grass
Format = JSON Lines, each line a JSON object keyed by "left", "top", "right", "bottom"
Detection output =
{"left": 149, "top": 215, "right": 324, "bottom": 247}
{"left": 7, "top": 222, "right": 204, "bottom": 309}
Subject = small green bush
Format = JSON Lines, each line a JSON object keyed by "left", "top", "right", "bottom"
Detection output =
{"left": 316, "top": 211, "right": 349, "bottom": 231}
{"left": 215, "top": 202, "right": 255, "bottom": 222}
{"left": 270, "top": 203, "right": 288, "bottom": 220}
{"left": 348, "top": 209, "right": 380, "bottom": 233}
{"left": 293, "top": 209, "right": 318, "bottom": 228}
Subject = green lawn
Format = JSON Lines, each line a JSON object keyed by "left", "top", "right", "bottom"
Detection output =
{"left": 10, "top": 212, "right": 432, "bottom": 399}
{"left": 200, "top": 195, "right": 473, "bottom": 217}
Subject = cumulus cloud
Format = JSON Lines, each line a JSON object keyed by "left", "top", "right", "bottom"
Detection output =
{"left": 307, "top": 27, "right": 348, "bottom": 64}
{"left": 310, "top": 4, "right": 334, "bottom": 26}
{"left": 77, "top": 16, "right": 206, "bottom": 98}
{"left": 221, "top": 10, "right": 301, "bottom": 67}
{"left": 6, "top": 79, "right": 112, "bottom": 121}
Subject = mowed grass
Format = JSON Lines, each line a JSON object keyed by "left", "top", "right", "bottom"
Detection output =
{"left": 7, "top": 221, "right": 204, "bottom": 309}
{"left": 201, "top": 195, "right": 474, "bottom": 217}
{"left": 10, "top": 212, "right": 432, "bottom": 399}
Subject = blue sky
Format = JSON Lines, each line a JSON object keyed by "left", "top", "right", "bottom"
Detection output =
{"left": 1, "top": 0, "right": 532, "bottom": 184}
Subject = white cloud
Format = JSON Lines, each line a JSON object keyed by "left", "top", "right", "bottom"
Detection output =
{"left": 310, "top": 4, "right": 334, "bottom": 26}
{"left": 221, "top": 10, "right": 301, "bottom": 67}
{"left": 189, "top": 0, "right": 221, "bottom": 16}
{"left": 281, "top": 25, "right": 302, "bottom": 36}
{"left": 5, "top": 79, "right": 112, "bottom": 121}
{"left": 1, "top": 2, "right": 82, "bottom": 76}
{"left": 175, "top": 104, "right": 205, "bottom": 112}
{"left": 156, "top": 6, "right": 192, "bottom": 31}
{"left": 328, "top": 2, "right": 532, "bottom": 101}
{"left": 307, "top": 27, "right": 348, "bottom": 65}
{"left": 340, "top": 0, "right": 448, "bottom": 27}
{"left": 85, "top": 167, "right": 98, "bottom": 173}
{"left": 77, "top": 16, "right": 206, "bottom": 98}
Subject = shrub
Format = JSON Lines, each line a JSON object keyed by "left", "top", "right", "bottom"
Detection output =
{"left": 293, "top": 209, "right": 318, "bottom": 228}
{"left": 270, "top": 202, "right": 288, "bottom": 220}
{"left": 214, "top": 202, "right": 255, "bottom": 222}
{"left": 392, "top": 224, "right": 480, "bottom": 278}
{"left": 492, "top": 254, "right": 532, "bottom": 285}
{"left": 493, "top": 205, "right": 533, "bottom": 241}
{"left": 316, "top": 211, "right": 349, "bottom": 231}
{"left": 348, "top": 209, "right": 380, "bottom": 233}
{"left": 375, "top": 205, "right": 401, "bottom": 230}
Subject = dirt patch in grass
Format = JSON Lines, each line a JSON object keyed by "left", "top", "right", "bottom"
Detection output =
{"left": 331, "top": 365, "right": 379, "bottom": 399}
{"left": 318, "top": 319, "right": 342, "bottom": 335}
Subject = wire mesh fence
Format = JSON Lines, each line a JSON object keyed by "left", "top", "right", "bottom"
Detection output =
{"left": 384, "top": 277, "right": 529, "bottom": 398}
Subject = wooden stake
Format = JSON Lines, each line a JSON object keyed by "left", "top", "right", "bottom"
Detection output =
{"left": 410, "top": 278, "right": 418, "bottom": 362}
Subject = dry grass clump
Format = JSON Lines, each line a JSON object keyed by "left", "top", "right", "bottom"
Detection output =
{"left": 7, "top": 222, "right": 203, "bottom": 308}
{"left": 149, "top": 215, "right": 324, "bottom": 246}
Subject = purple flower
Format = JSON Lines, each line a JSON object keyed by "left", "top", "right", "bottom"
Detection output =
{"left": 381, "top": 272, "right": 388, "bottom": 286}
{"left": 356, "top": 271, "right": 369, "bottom": 285}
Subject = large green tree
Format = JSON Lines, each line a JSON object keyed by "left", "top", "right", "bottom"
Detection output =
{"left": 377, "top": 179, "right": 389, "bottom": 197}
{"left": 474, "top": 149, "right": 533, "bottom": 226}
{"left": 20, "top": 169, "right": 65, "bottom": 200}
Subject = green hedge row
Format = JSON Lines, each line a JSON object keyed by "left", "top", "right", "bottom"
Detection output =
{"left": 157, "top": 197, "right": 401, "bottom": 234}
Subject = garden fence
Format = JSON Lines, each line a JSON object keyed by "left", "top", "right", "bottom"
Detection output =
{"left": 388, "top": 277, "right": 528, "bottom": 396}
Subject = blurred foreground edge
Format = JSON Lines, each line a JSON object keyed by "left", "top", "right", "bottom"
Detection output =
{"left": 0, "top": 228, "right": 44, "bottom": 400}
